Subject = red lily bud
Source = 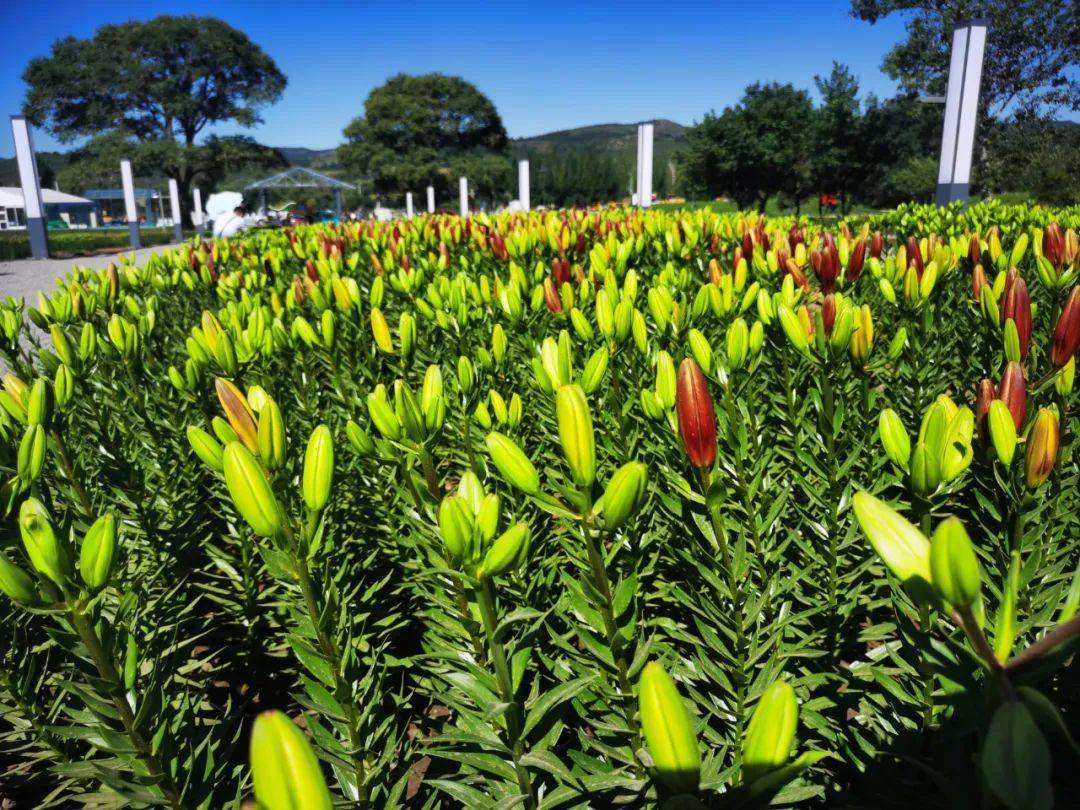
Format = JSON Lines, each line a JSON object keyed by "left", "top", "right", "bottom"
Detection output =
{"left": 543, "top": 278, "right": 562, "bottom": 314}
{"left": 552, "top": 259, "right": 571, "bottom": 287}
{"left": 757, "top": 225, "right": 770, "bottom": 252}
{"left": 305, "top": 259, "right": 318, "bottom": 282}
{"left": 785, "top": 258, "right": 810, "bottom": 292}
{"left": 675, "top": 359, "right": 716, "bottom": 469}
{"left": 999, "top": 276, "right": 1031, "bottom": 359}
{"left": 971, "top": 264, "right": 987, "bottom": 302}
{"left": 1043, "top": 222, "right": 1065, "bottom": 269}
{"left": 822, "top": 295, "right": 837, "bottom": 337}
{"left": 732, "top": 247, "right": 743, "bottom": 275}
{"left": 870, "top": 232, "right": 884, "bottom": 258}
{"left": 998, "top": 362, "right": 1026, "bottom": 429}
{"left": 1025, "top": 409, "right": 1059, "bottom": 488}
{"left": 906, "top": 237, "right": 924, "bottom": 279}
{"left": 1001, "top": 267, "right": 1018, "bottom": 307}
{"left": 976, "top": 378, "right": 995, "bottom": 448}
{"left": 788, "top": 224, "right": 805, "bottom": 253}
{"left": 742, "top": 231, "right": 754, "bottom": 262}
{"left": 1051, "top": 286, "right": 1080, "bottom": 367}
{"left": 968, "top": 234, "right": 981, "bottom": 267}
{"left": 847, "top": 237, "right": 866, "bottom": 283}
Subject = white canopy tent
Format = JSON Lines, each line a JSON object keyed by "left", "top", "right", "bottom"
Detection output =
{"left": 0, "top": 186, "right": 96, "bottom": 230}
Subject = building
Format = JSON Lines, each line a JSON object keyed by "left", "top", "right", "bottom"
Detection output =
{"left": 0, "top": 186, "right": 97, "bottom": 230}
{"left": 83, "top": 188, "right": 165, "bottom": 227}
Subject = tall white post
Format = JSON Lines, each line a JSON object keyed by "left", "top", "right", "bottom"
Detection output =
{"left": 936, "top": 19, "right": 989, "bottom": 205}
{"left": 192, "top": 188, "right": 205, "bottom": 233}
{"left": 120, "top": 159, "right": 140, "bottom": 249}
{"left": 406, "top": 192, "right": 414, "bottom": 219}
{"left": 639, "top": 122, "right": 654, "bottom": 208}
{"left": 459, "top": 176, "right": 468, "bottom": 218}
{"left": 168, "top": 178, "right": 183, "bottom": 242}
{"left": 426, "top": 185, "right": 435, "bottom": 214}
{"left": 518, "top": 160, "right": 530, "bottom": 211}
{"left": 9, "top": 116, "right": 47, "bottom": 258}
{"left": 635, "top": 124, "right": 644, "bottom": 205}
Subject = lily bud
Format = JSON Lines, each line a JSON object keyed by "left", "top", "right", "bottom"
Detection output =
{"left": 80, "top": 514, "right": 117, "bottom": 591}
{"left": 367, "top": 387, "right": 402, "bottom": 441}
{"left": 26, "top": 379, "right": 49, "bottom": 426}
{"left": 638, "top": 662, "right": 700, "bottom": 795}
{"left": 438, "top": 495, "right": 475, "bottom": 563}
{"left": 688, "top": 329, "right": 713, "bottom": 373}
{"left": 555, "top": 385, "right": 596, "bottom": 489}
{"left": 851, "top": 491, "right": 932, "bottom": 599}
{"left": 1050, "top": 286, "right": 1080, "bottom": 368}
{"left": 215, "top": 378, "right": 258, "bottom": 453}
{"left": 456, "top": 355, "right": 475, "bottom": 395}
{"left": 655, "top": 351, "right": 676, "bottom": 409}
{"left": 478, "top": 523, "right": 530, "bottom": 579}
{"left": 250, "top": 710, "right": 333, "bottom": 810}
{"left": 998, "top": 362, "right": 1026, "bottom": 429}
{"left": 543, "top": 278, "right": 562, "bottom": 314}
{"left": 222, "top": 443, "right": 284, "bottom": 538}
{"left": 1055, "top": 356, "right": 1075, "bottom": 397}
{"left": 598, "top": 462, "right": 648, "bottom": 530}
{"left": 370, "top": 307, "right": 393, "bottom": 354}
{"left": 988, "top": 400, "right": 1017, "bottom": 466}
{"left": 878, "top": 409, "right": 910, "bottom": 470}
{"left": 999, "top": 276, "right": 1031, "bottom": 359}
{"left": 929, "top": 517, "right": 981, "bottom": 609}
{"left": 850, "top": 305, "right": 874, "bottom": 366}
{"left": 976, "top": 379, "right": 995, "bottom": 448}
{"left": 971, "top": 264, "right": 987, "bottom": 302}
{"left": 0, "top": 552, "right": 38, "bottom": 605}
{"left": 580, "top": 347, "right": 609, "bottom": 394}
{"left": 17, "top": 424, "right": 47, "bottom": 483}
{"left": 485, "top": 432, "right": 540, "bottom": 495}
{"left": 727, "top": 317, "right": 750, "bottom": 369}
{"left": 1043, "top": 222, "right": 1065, "bottom": 269}
{"left": 743, "top": 680, "right": 797, "bottom": 785}
{"left": 1024, "top": 408, "right": 1059, "bottom": 489}
{"left": 256, "top": 398, "right": 286, "bottom": 471}
{"left": 19, "top": 497, "right": 70, "bottom": 587}
{"left": 399, "top": 312, "right": 416, "bottom": 360}
{"left": 675, "top": 358, "right": 716, "bottom": 469}
{"left": 302, "top": 425, "right": 334, "bottom": 513}
{"left": 187, "top": 425, "right": 225, "bottom": 472}
{"left": 910, "top": 442, "right": 941, "bottom": 496}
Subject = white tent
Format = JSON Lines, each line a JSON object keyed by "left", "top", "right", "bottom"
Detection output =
{"left": 0, "top": 187, "right": 95, "bottom": 229}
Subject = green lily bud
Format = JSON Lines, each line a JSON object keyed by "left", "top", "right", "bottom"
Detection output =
{"left": 438, "top": 495, "right": 475, "bottom": 564}
{"left": 507, "top": 393, "right": 523, "bottom": 429}
{"left": 727, "top": 317, "right": 750, "bottom": 369}
{"left": 250, "top": 710, "right": 333, "bottom": 810}
{"left": 640, "top": 388, "right": 665, "bottom": 420}
{"left": 688, "top": 328, "right": 713, "bottom": 373}
{"left": 302, "top": 425, "right": 334, "bottom": 514}
{"left": 457, "top": 470, "right": 486, "bottom": 514}
{"left": 748, "top": 320, "right": 764, "bottom": 355}
{"left": 19, "top": 497, "right": 70, "bottom": 587}
{"left": 26, "top": 379, "right": 49, "bottom": 426}
{"left": 399, "top": 311, "right": 416, "bottom": 360}
{"left": 614, "top": 299, "right": 633, "bottom": 342}
{"left": 1003, "top": 318, "right": 1021, "bottom": 363}
{"left": 570, "top": 308, "right": 593, "bottom": 342}
{"left": 580, "top": 347, "right": 609, "bottom": 395}
{"left": 878, "top": 409, "right": 911, "bottom": 470}
{"left": 929, "top": 517, "right": 981, "bottom": 609}
{"left": 555, "top": 384, "right": 596, "bottom": 489}
{"left": 394, "top": 380, "right": 425, "bottom": 442}
{"left": 79, "top": 323, "right": 97, "bottom": 362}
{"left": 638, "top": 661, "right": 700, "bottom": 795}
{"left": 456, "top": 355, "right": 475, "bottom": 396}
{"left": 598, "top": 461, "right": 648, "bottom": 530}
{"left": 212, "top": 416, "right": 239, "bottom": 445}
{"left": 370, "top": 308, "right": 393, "bottom": 354}
{"left": 632, "top": 309, "right": 648, "bottom": 355}
{"left": 187, "top": 425, "right": 225, "bottom": 472}
{"left": 345, "top": 420, "right": 376, "bottom": 457}
{"left": 851, "top": 491, "right": 932, "bottom": 600}
{"left": 655, "top": 351, "right": 676, "bottom": 409}
{"left": 829, "top": 305, "right": 855, "bottom": 352}
{"left": 367, "top": 387, "right": 402, "bottom": 441}
{"left": 887, "top": 327, "right": 907, "bottom": 359}
{"left": 777, "top": 304, "right": 811, "bottom": 359}
{"left": 222, "top": 443, "right": 284, "bottom": 538}
{"left": 0, "top": 552, "right": 39, "bottom": 605}
{"left": 940, "top": 407, "right": 975, "bottom": 482}
{"left": 1055, "top": 356, "right": 1075, "bottom": 397}
{"left": 80, "top": 514, "right": 117, "bottom": 591}
{"left": 50, "top": 325, "right": 77, "bottom": 369}
{"left": 489, "top": 389, "right": 508, "bottom": 425}
{"left": 743, "top": 679, "right": 797, "bottom": 785}
{"left": 988, "top": 400, "right": 1017, "bottom": 466}
{"left": 422, "top": 365, "right": 445, "bottom": 432}
{"left": 909, "top": 441, "right": 941, "bottom": 496}
{"left": 478, "top": 522, "right": 530, "bottom": 579}
{"left": 476, "top": 492, "right": 500, "bottom": 542}
{"left": 17, "top": 424, "right": 47, "bottom": 483}
{"left": 492, "top": 324, "right": 507, "bottom": 365}
{"left": 595, "top": 289, "right": 615, "bottom": 338}
{"left": 257, "top": 398, "right": 286, "bottom": 471}
{"left": 485, "top": 432, "right": 540, "bottom": 495}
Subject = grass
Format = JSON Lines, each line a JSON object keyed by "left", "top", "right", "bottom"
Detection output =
{"left": 0, "top": 228, "right": 189, "bottom": 261}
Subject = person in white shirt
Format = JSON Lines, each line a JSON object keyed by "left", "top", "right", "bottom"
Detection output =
{"left": 213, "top": 205, "right": 249, "bottom": 239}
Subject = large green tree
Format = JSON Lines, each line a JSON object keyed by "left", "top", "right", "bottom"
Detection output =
{"left": 679, "top": 83, "right": 815, "bottom": 211}
{"left": 339, "top": 73, "right": 512, "bottom": 206}
{"left": 23, "top": 15, "right": 286, "bottom": 225}
{"left": 812, "top": 63, "right": 863, "bottom": 214}
{"left": 851, "top": 0, "right": 1078, "bottom": 119}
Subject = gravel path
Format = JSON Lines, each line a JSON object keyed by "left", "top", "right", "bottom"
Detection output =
{"left": 0, "top": 244, "right": 180, "bottom": 303}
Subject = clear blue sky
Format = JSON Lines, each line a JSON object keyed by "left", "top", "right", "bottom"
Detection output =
{"left": 1, "top": 0, "right": 912, "bottom": 157}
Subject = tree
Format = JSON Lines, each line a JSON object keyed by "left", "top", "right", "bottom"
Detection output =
{"left": 812, "top": 63, "right": 862, "bottom": 214}
{"left": 23, "top": 15, "right": 286, "bottom": 225}
{"left": 856, "top": 93, "right": 941, "bottom": 206}
{"left": 679, "top": 83, "right": 814, "bottom": 211}
{"left": 339, "top": 74, "right": 511, "bottom": 204}
{"left": 850, "top": 1, "right": 1078, "bottom": 120}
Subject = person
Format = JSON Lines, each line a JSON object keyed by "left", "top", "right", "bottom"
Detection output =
{"left": 213, "top": 205, "right": 249, "bottom": 239}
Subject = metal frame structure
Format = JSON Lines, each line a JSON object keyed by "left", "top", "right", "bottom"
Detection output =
{"left": 244, "top": 167, "right": 356, "bottom": 219}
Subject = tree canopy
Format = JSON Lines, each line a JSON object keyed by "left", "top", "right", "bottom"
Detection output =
{"left": 22, "top": 15, "right": 287, "bottom": 224}
{"left": 850, "top": 0, "right": 1079, "bottom": 119}
{"left": 339, "top": 73, "right": 511, "bottom": 204}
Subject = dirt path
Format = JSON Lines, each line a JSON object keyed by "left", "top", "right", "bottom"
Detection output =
{"left": 0, "top": 244, "right": 181, "bottom": 303}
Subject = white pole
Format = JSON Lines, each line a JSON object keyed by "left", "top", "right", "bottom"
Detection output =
{"left": 640, "top": 122, "right": 654, "bottom": 208}
{"left": 9, "top": 116, "right": 47, "bottom": 258}
{"left": 406, "top": 192, "right": 414, "bottom": 219}
{"left": 936, "top": 19, "right": 989, "bottom": 205}
{"left": 192, "top": 188, "right": 205, "bottom": 232}
{"left": 426, "top": 185, "right": 435, "bottom": 214}
{"left": 168, "top": 178, "right": 183, "bottom": 242}
{"left": 518, "top": 160, "right": 530, "bottom": 211}
{"left": 120, "top": 159, "right": 140, "bottom": 249}
{"left": 459, "top": 177, "right": 468, "bottom": 218}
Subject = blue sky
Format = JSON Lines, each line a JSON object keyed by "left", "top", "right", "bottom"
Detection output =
{"left": 1, "top": 0, "right": 914, "bottom": 157}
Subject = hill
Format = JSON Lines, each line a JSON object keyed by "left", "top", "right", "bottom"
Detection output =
{"left": 510, "top": 119, "right": 686, "bottom": 158}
